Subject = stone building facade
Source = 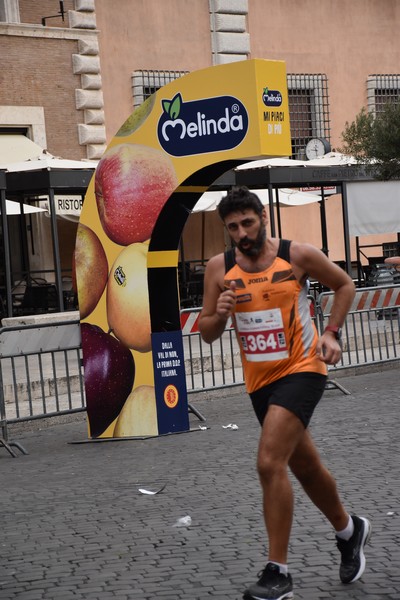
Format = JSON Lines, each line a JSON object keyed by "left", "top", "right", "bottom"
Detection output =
{"left": 1, "top": 0, "right": 399, "bottom": 306}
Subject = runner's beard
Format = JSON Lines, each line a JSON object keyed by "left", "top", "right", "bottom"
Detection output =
{"left": 236, "top": 223, "right": 267, "bottom": 257}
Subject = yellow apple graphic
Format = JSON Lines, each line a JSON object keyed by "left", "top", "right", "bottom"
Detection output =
{"left": 107, "top": 242, "right": 151, "bottom": 352}
{"left": 114, "top": 385, "right": 158, "bottom": 437}
{"left": 73, "top": 223, "right": 108, "bottom": 319}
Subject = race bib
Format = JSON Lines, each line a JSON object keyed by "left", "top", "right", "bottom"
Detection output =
{"left": 236, "top": 308, "right": 288, "bottom": 362}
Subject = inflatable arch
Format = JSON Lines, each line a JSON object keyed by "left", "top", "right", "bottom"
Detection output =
{"left": 75, "top": 59, "right": 292, "bottom": 439}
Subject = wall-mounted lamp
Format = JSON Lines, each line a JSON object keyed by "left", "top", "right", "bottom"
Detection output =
{"left": 41, "top": 1, "right": 65, "bottom": 27}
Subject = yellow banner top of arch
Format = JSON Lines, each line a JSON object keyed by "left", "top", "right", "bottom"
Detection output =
{"left": 111, "top": 58, "right": 292, "bottom": 185}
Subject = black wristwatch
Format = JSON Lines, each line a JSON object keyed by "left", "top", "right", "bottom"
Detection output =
{"left": 324, "top": 325, "right": 342, "bottom": 341}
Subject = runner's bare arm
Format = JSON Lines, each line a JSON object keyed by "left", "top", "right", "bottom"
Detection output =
{"left": 291, "top": 242, "right": 356, "bottom": 365}
{"left": 198, "top": 254, "right": 237, "bottom": 344}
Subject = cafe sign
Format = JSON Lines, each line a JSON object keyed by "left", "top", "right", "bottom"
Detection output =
{"left": 38, "top": 195, "right": 83, "bottom": 219}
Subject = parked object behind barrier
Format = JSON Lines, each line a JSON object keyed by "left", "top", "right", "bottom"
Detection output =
{"left": 366, "top": 263, "right": 400, "bottom": 288}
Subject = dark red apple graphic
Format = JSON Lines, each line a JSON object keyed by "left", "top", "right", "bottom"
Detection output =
{"left": 81, "top": 322, "right": 135, "bottom": 438}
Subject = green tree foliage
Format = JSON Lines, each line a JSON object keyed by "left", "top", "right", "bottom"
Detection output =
{"left": 341, "top": 102, "right": 400, "bottom": 180}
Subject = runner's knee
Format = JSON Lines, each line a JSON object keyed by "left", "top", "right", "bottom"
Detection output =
{"left": 257, "top": 451, "right": 287, "bottom": 482}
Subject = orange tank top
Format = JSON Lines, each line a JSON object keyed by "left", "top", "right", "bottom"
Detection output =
{"left": 224, "top": 240, "right": 327, "bottom": 393}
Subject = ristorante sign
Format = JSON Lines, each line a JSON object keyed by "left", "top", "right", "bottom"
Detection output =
{"left": 39, "top": 195, "right": 83, "bottom": 219}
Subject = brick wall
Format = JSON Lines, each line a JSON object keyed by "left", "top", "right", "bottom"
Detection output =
{"left": 19, "top": 0, "right": 75, "bottom": 27}
{"left": 0, "top": 36, "right": 86, "bottom": 159}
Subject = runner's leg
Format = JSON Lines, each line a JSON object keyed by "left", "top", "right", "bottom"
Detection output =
{"left": 257, "top": 404, "right": 307, "bottom": 563}
{"left": 289, "top": 429, "right": 349, "bottom": 531}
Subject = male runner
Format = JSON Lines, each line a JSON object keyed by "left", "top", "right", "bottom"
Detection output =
{"left": 198, "top": 186, "right": 371, "bottom": 600}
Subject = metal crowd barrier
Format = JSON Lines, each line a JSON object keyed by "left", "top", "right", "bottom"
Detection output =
{"left": 317, "top": 283, "right": 400, "bottom": 370}
{"left": 180, "top": 308, "right": 244, "bottom": 393}
{"left": 0, "top": 319, "right": 85, "bottom": 429}
{"left": 1, "top": 286, "right": 399, "bottom": 433}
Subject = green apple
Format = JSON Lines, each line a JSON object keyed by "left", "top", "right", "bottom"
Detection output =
{"left": 116, "top": 95, "right": 156, "bottom": 137}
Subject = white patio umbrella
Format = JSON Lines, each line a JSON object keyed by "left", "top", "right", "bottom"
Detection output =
{"left": 0, "top": 154, "right": 98, "bottom": 172}
{"left": 192, "top": 187, "right": 320, "bottom": 212}
{"left": 0, "top": 134, "right": 44, "bottom": 164}
{"left": 2, "top": 199, "right": 47, "bottom": 215}
{"left": 234, "top": 152, "right": 357, "bottom": 170}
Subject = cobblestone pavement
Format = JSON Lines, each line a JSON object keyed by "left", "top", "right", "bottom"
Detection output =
{"left": 1, "top": 369, "right": 399, "bottom": 600}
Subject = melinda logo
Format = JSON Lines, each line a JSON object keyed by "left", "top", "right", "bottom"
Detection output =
{"left": 157, "top": 93, "right": 248, "bottom": 156}
{"left": 262, "top": 87, "right": 282, "bottom": 107}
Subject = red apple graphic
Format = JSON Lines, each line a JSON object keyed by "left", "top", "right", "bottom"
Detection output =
{"left": 73, "top": 224, "right": 108, "bottom": 319}
{"left": 81, "top": 323, "right": 135, "bottom": 438}
{"left": 95, "top": 143, "right": 178, "bottom": 245}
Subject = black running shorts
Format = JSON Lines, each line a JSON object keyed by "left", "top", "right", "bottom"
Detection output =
{"left": 249, "top": 372, "right": 327, "bottom": 428}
